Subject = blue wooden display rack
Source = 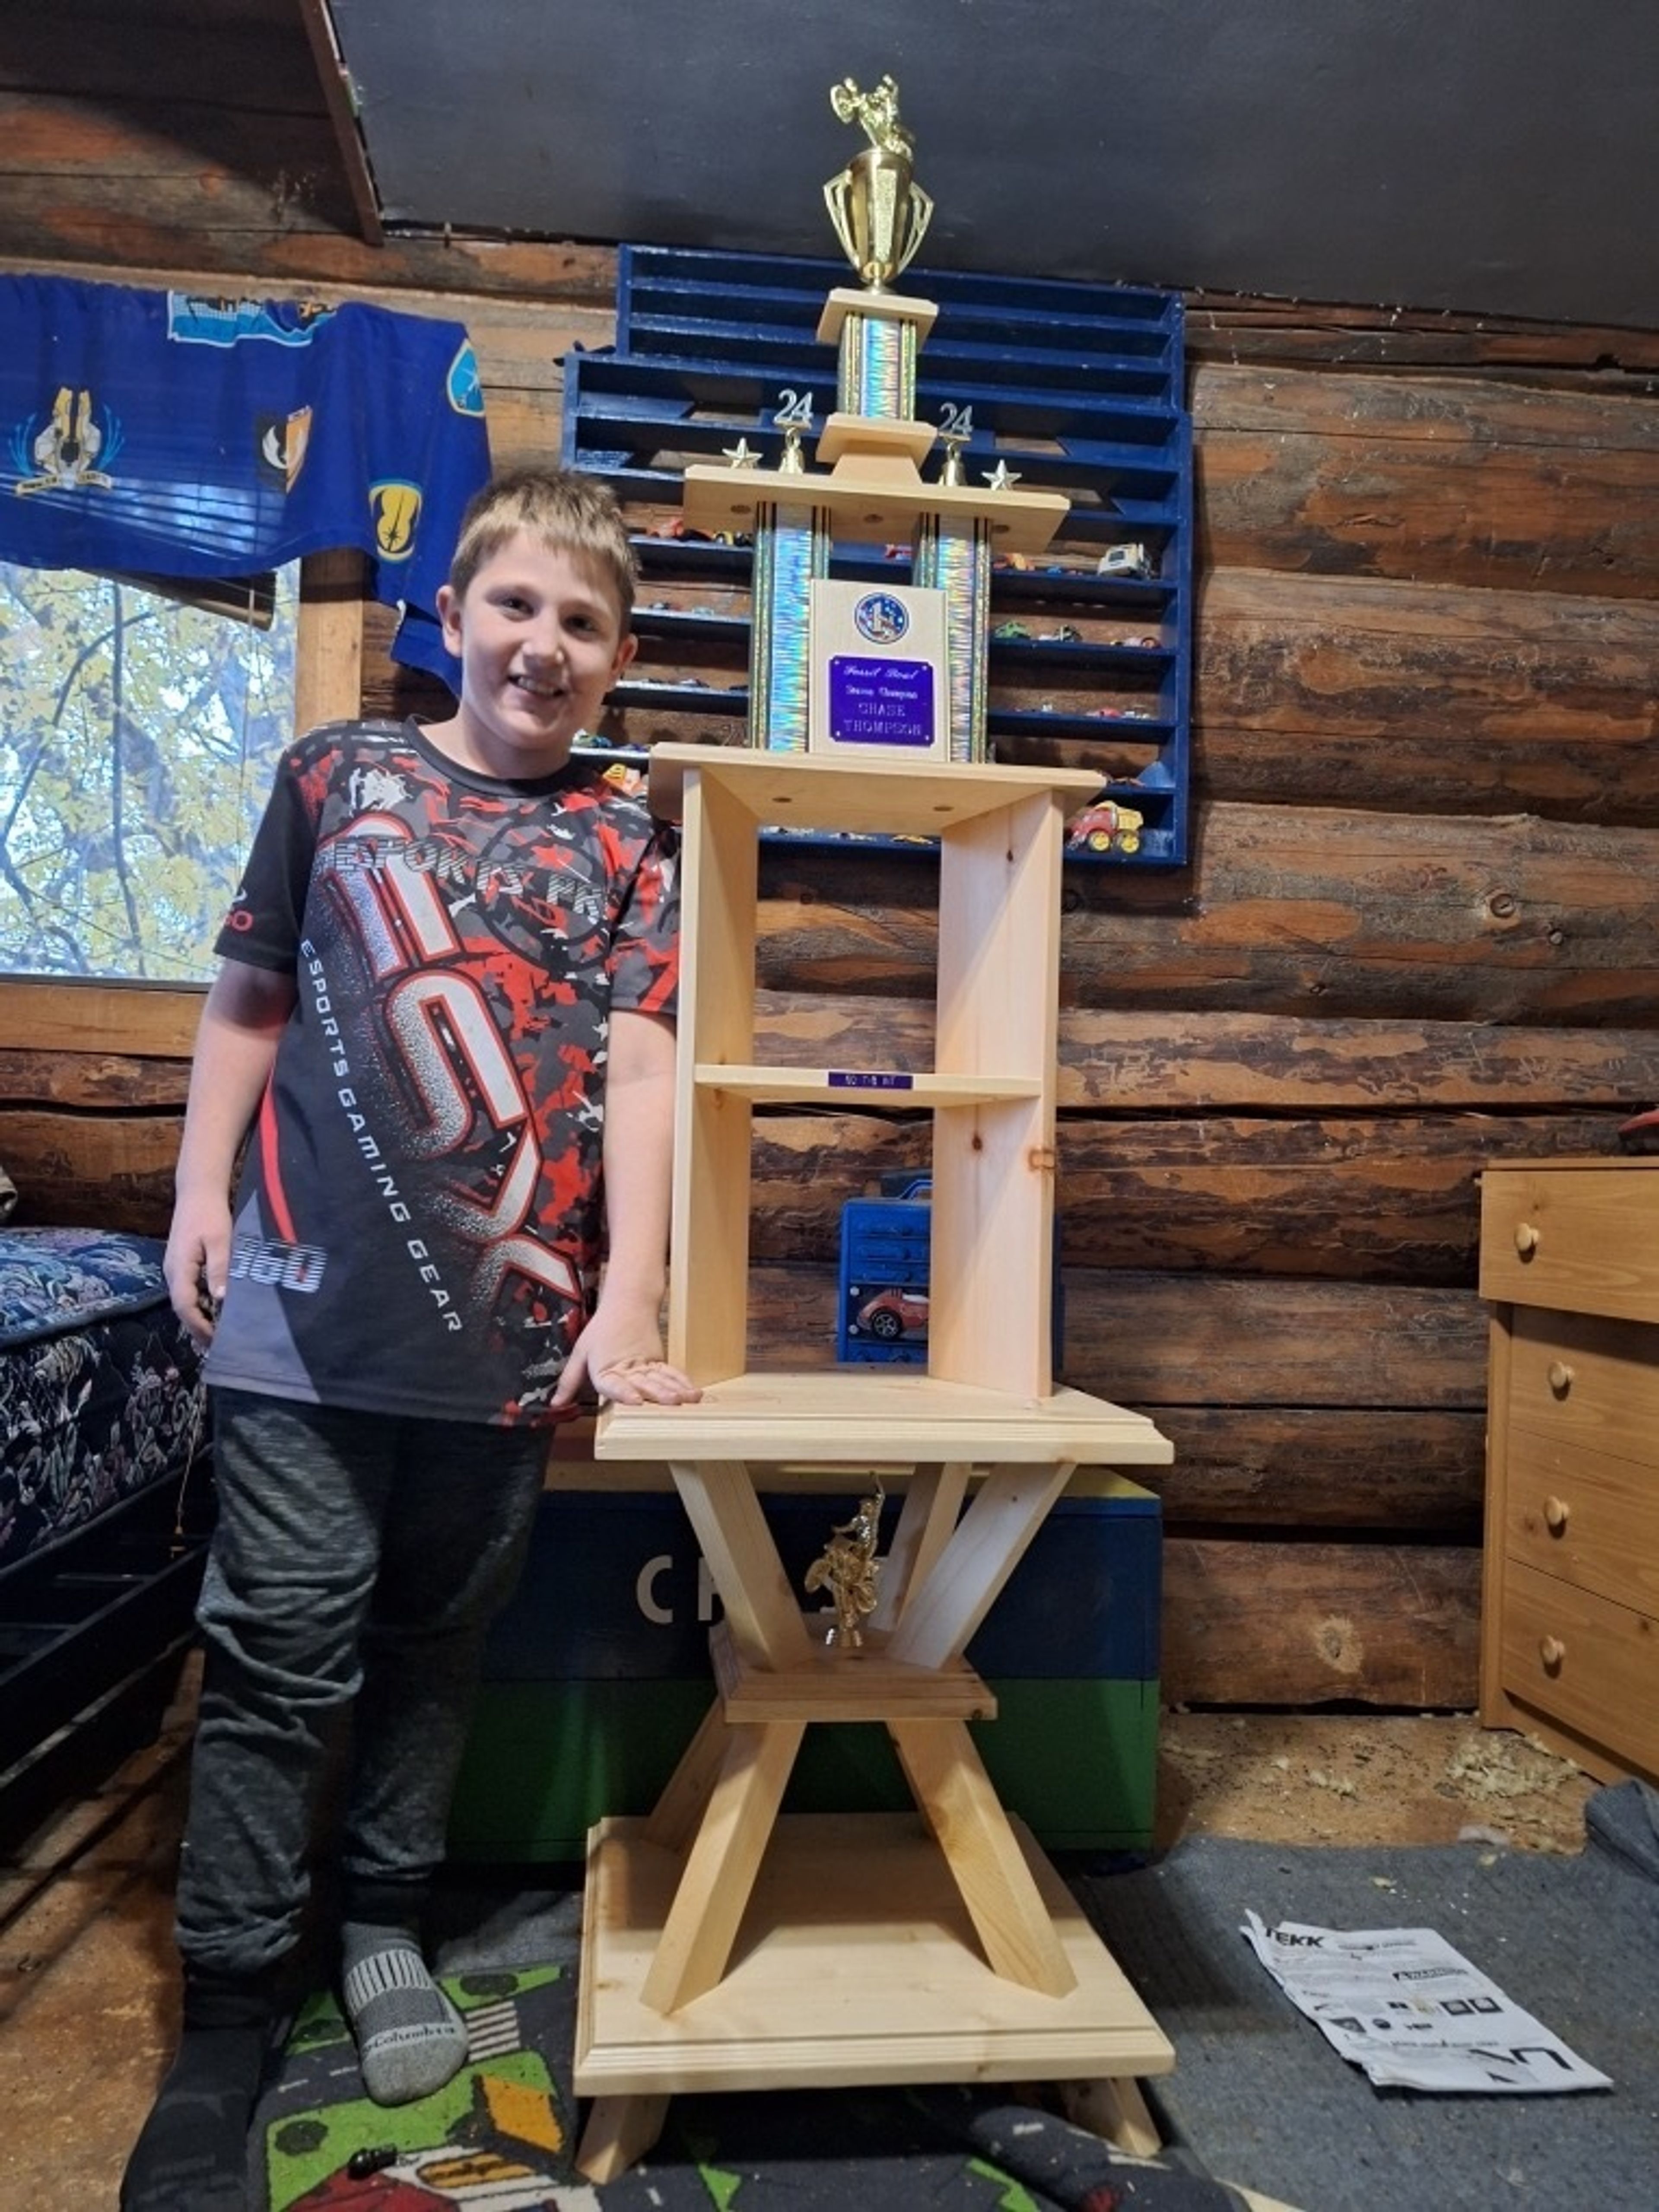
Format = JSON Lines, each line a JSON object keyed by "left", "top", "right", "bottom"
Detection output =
{"left": 563, "top": 242, "right": 1193, "bottom": 867}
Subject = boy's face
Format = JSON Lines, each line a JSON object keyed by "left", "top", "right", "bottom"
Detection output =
{"left": 435, "top": 531, "right": 636, "bottom": 779}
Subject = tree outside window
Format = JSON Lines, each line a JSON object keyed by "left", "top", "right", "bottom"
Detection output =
{"left": 0, "top": 561, "right": 297, "bottom": 982}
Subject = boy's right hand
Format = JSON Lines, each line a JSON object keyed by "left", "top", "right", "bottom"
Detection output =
{"left": 165, "top": 1199, "right": 232, "bottom": 1346}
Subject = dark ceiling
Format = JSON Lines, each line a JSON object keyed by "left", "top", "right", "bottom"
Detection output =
{"left": 323, "top": 0, "right": 1659, "bottom": 331}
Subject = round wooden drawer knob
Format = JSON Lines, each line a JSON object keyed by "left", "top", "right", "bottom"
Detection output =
{"left": 1514, "top": 1221, "right": 1541, "bottom": 1256}
{"left": 1539, "top": 1634, "right": 1566, "bottom": 1671}
{"left": 1546, "top": 1361, "right": 1574, "bottom": 1395}
{"left": 1544, "top": 1495, "right": 1570, "bottom": 1532}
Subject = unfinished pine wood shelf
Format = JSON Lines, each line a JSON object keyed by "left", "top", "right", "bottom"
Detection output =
{"left": 575, "top": 1392, "right": 1174, "bottom": 2180}
{"left": 572, "top": 748, "right": 1175, "bottom": 2181}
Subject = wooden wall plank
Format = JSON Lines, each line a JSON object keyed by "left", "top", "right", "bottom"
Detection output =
{"left": 747, "top": 807, "right": 1659, "bottom": 1023}
{"left": 0, "top": 92, "right": 619, "bottom": 302}
{"left": 0, "top": 1107, "right": 184, "bottom": 1233}
{"left": 1195, "top": 569, "right": 1659, "bottom": 820}
{"left": 1162, "top": 1539, "right": 1481, "bottom": 1709}
{"left": 1195, "top": 361, "right": 1659, "bottom": 597}
{"left": 1144, "top": 1409, "right": 1484, "bottom": 1536}
{"left": 746, "top": 993, "right": 1659, "bottom": 1111}
{"left": 0, "top": 1050, "right": 191, "bottom": 1111}
{"left": 0, "top": 980, "right": 201, "bottom": 1057}
{"left": 1184, "top": 293, "right": 1659, "bottom": 377}
{"left": 743, "top": 1262, "right": 1487, "bottom": 1410}
{"left": 746, "top": 1108, "right": 1620, "bottom": 1282}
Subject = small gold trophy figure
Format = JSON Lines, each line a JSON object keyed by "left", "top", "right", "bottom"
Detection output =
{"left": 824, "top": 74, "right": 934, "bottom": 290}
{"left": 803, "top": 1484, "right": 886, "bottom": 1647}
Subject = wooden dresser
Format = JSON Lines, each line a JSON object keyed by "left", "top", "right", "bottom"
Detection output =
{"left": 1479, "top": 1160, "right": 1659, "bottom": 1786}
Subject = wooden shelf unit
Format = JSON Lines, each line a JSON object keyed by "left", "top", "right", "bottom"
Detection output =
{"left": 573, "top": 743, "right": 1175, "bottom": 2180}
{"left": 657, "top": 745, "right": 1100, "bottom": 1398}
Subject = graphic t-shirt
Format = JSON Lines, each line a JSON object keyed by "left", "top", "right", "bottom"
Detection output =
{"left": 203, "top": 719, "right": 678, "bottom": 1426}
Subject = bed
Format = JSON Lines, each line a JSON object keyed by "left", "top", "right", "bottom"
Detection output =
{"left": 0, "top": 1208, "right": 211, "bottom": 1832}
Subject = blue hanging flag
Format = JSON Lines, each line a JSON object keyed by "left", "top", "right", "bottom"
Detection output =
{"left": 0, "top": 274, "right": 491, "bottom": 686}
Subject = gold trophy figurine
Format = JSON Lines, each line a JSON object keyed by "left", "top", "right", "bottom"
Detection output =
{"left": 803, "top": 1484, "right": 886, "bottom": 1647}
{"left": 824, "top": 74, "right": 934, "bottom": 290}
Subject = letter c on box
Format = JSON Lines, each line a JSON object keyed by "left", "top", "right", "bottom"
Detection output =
{"left": 637, "top": 1554, "right": 674, "bottom": 1624}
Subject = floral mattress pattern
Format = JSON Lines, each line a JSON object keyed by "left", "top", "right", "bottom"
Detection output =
{"left": 0, "top": 1227, "right": 207, "bottom": 1570}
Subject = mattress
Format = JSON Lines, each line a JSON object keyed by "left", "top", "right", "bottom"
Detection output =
{"left": 0, "top": 1227, "right": 207, "bottom": 1573}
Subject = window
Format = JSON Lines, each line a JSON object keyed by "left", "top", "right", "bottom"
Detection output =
{"left": 0, "top": 561, "right": 298, "bottom": 982}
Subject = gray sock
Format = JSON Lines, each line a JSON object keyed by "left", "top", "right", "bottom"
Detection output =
{"left": 340, "top": 1926, "right": 468, "bottom": 2105}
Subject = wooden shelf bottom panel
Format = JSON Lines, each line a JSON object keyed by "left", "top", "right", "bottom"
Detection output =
{"left": 575, "top": 1810, "right": 1175, "bottom": 2097}
{"left": 597, "top": 1376, "right": 1174, "bottom": 1467}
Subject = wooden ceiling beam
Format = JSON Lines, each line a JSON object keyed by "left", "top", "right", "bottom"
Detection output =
{"left": 294, "top": 0, "right": 384, "bottom": 248}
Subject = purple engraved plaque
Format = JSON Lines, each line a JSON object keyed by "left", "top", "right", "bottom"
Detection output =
{"left": 827, "top": 656, "right": 937, "bottom": 748}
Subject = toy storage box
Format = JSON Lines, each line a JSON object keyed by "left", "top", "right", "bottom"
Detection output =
{"left": 450, "top": 1472, "right": 1162, "bottom": 1863}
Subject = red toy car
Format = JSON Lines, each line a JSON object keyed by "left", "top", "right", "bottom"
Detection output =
{"left": 853, "top": 1286, "right": 930, "bottom": 1341}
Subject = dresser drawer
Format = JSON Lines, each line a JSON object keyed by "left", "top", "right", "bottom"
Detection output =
{"left": 1498, "top": 1559, "right": 1659, "bottom": 1773}
{"left": 1507, "top": 1306, "right": 1659, "bottom": 1462}
{"left": 1504, "top": 1427, "right": 1659, "bottom": 1618}
{"left": 1481, "top": 1165, "right": 1659, "bottom": 1324}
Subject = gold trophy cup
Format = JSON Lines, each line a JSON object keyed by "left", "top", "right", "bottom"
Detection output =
{"left": 824, "top": 74, "right": 934, "bottom": 289}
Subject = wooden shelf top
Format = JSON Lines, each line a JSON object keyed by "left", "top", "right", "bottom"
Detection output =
{"left": 681, "top": 461, "right": 1069, "bottom": 553}
{"left": 645, "top": 744, "right": 1100, "bottom": 834}
{"left": 596, "top": 1373, "right": 1173, "bottom": 1468}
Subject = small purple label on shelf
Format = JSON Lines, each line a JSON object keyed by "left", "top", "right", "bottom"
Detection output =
{"left": 828, "top": 1070, "right": 915, "bottom": 1090}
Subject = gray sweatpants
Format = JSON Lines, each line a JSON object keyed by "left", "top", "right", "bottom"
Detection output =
{"left": 176, "top": 1389, "right": 546, "bottom": 1980}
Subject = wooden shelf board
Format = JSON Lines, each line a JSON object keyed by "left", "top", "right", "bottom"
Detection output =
{"left": 646, "top": 743, "right": 1100, "bottom": 835}
{"left": 711, "top": 1618, "right": 996, "bottom": 1722}
{"left": 693, "top": 1065, "right": 1039, "bottom": 1106}
{"left": 596, "top": 1376, "right": 1174, "bottom": 1468}
{"left": 682, "top": 463, "right": 1069, "bottom": 554}
{"left": 575, "top": 1811, "right": 1175, "bottom": 2096}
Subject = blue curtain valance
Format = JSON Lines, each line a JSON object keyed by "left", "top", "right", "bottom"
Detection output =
{"left": 0, "top": 275, "right": 491, "bottom": 686}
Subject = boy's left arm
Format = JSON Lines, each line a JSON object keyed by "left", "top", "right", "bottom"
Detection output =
{"left": 552, "top": 1007, "right": 700, "bottom": 1409}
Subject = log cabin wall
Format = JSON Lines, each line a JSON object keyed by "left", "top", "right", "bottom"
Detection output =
{"left": 5, "top": 2, "right": 1659, "bottom": 1713}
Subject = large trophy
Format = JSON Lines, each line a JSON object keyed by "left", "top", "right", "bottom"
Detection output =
{"left": 679, "top": 76, "right": 1067, "bottom": 763}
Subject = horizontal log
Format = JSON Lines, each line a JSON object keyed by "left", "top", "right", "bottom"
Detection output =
{"left": 1143, "top": 1409, "right": 1483, "bottom": 1536}
{"left": 745, "top": 1262, "right": 1487, "bottom": 1411}
{"left": 1057, "top": 1269, "right": 1487, "bottom": 1411}
{"left": 0, "top": 980, "right": 200, "bottom": 1057}
{"left": 1194, "top": 360, "right": 1659, "bottom": 598}
{"left": 0, "top": 1052, "right": 190, "bottom": 1111}
{"left": 7, "top": 981, "right": 1653, "bottom": 1122}
{"left": 747, "top": 992, "right": 1659, "bottom": 1112}
{"left": 749, "top": 1108, "right": 1618, "bottom": 1282}
{"left": 0, "top": 1088, "right": 1611, "bottom": 1289}
{"left": 1161, "top": 1538, "right": 1480, "bottom": 1709}
{"left": 752, "top": 804, "right": 1659, "bottom": 1022}
{"left": 1184, "top": 292, "right": 1659, "bottom": 378}
{"left": 1195, "top": 568, "right": 1659, "bottom": 821}
{"left": 0, "top": 97, "right": 620, "bottom": 302}
{"left": 0, "top": 1109, "right": 181, "bottom": 1233}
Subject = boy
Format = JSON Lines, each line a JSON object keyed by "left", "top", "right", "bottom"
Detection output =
{"left": 122, "top": 466, "right": 698, "bottom": 2211}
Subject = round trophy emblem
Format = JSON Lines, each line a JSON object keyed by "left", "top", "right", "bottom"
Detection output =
{"left": 853, "top": 591, "right": 909, "bottom": 645}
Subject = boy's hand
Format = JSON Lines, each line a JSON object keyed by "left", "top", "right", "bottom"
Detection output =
{"left": 164, "top": 1198, "right": 232, "bottom": 1346}
{"left": 553, "top": 1297, "right": 700, "bottom": 1413}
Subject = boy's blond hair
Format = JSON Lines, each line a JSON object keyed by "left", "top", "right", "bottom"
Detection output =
{"left": 448, "top": 465, "right": 636, "bottom": 631}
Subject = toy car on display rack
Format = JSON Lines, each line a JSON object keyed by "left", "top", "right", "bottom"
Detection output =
{"left": 850, "top": 1284, "right": 931, "bottom": 1343}
{"left": 1096, "top": 541, "right": 1155, "bottom": 578}
{"left": 1066, "top": 798, "right": 1145, "bottom": 855}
